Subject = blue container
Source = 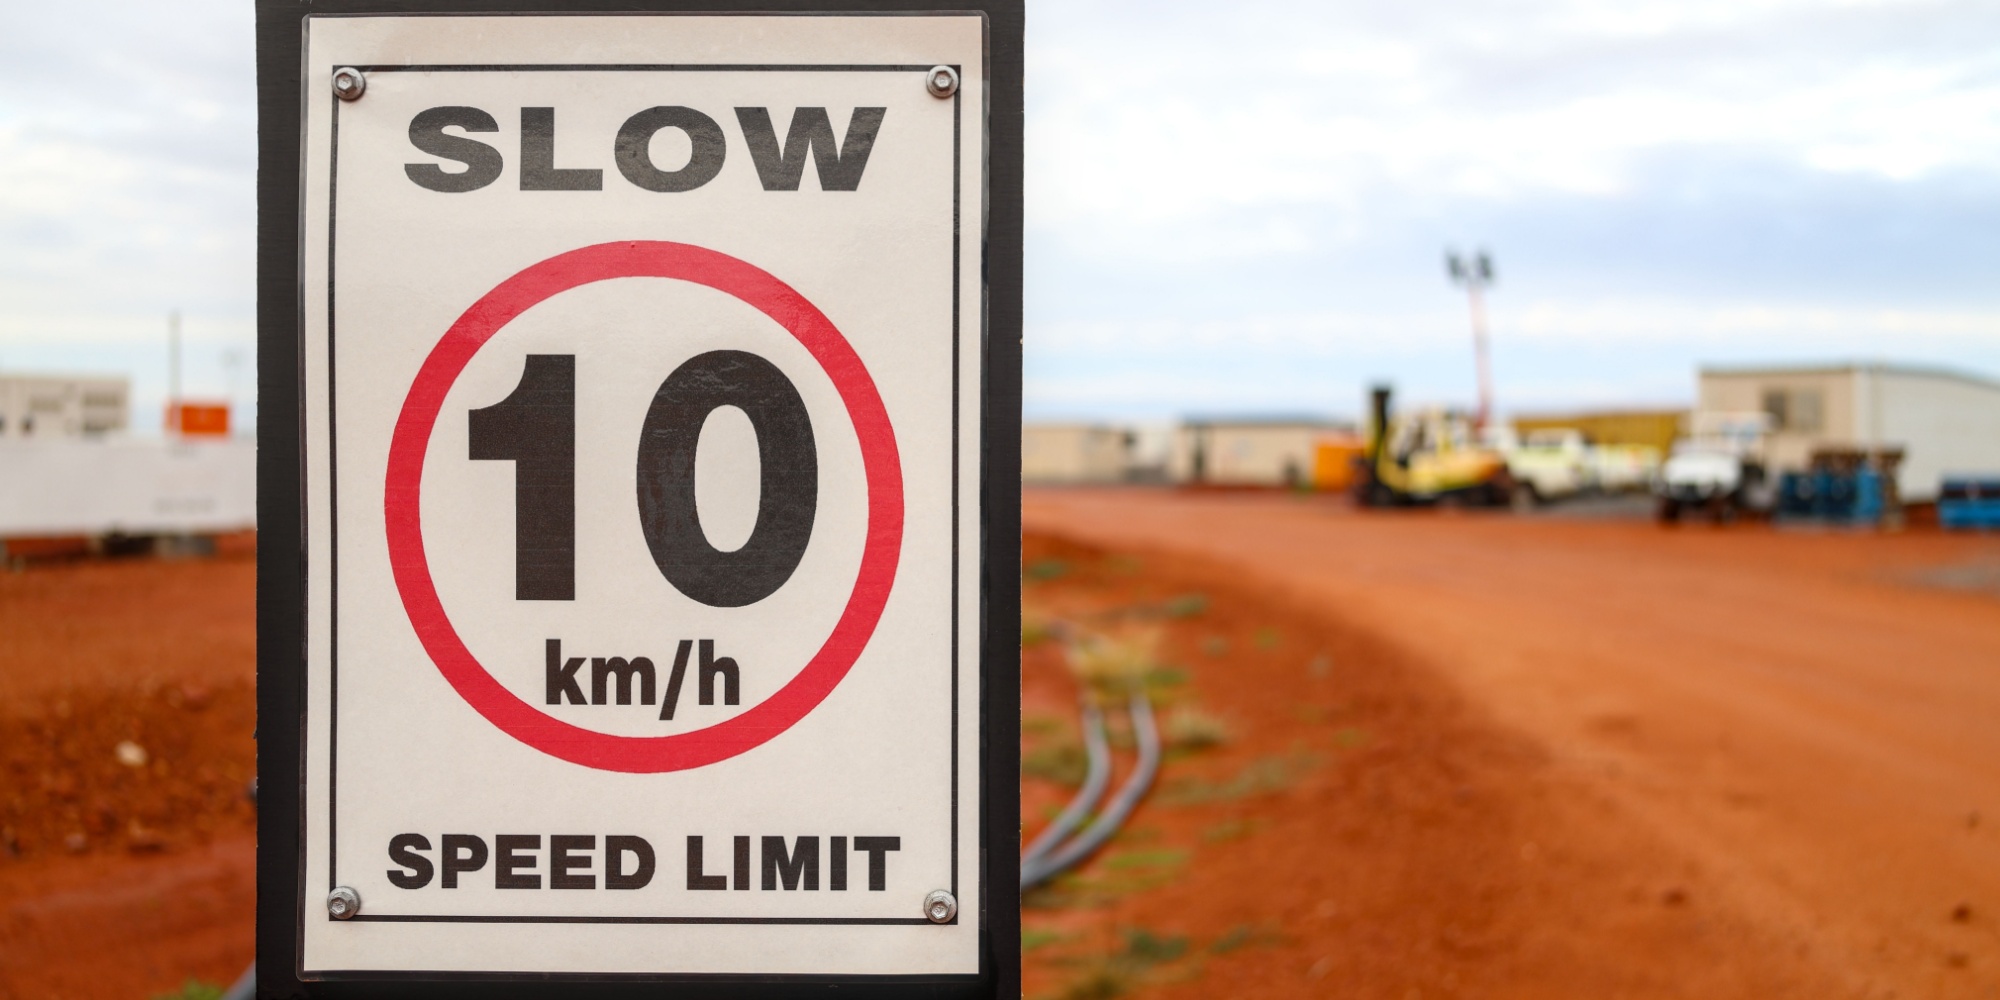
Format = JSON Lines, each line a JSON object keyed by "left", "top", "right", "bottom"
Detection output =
{"left": 1852, "top": 468, "right": 1885, "bottom": 524}
{"left": 1777, "top": 468, "right": 1885, "bottom": 525}
{"left": 1940, "top": 478, "right": 2000, "bottom": 530}
{"left": 1776, "top": 471, "right": 1815, "bottom": 518}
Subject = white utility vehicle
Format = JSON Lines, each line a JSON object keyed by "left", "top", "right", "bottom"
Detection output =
{"left": 1654, "top": 412, "right": 1774, "bottom": 522}
{"left": 1590, "top": 443, "right": 1663, "bottom": 493}
{"left": 1501, "top": 428, "right": 1593, "bottom": 504}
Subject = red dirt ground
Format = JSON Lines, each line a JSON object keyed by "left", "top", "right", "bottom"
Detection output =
{"left": 1018, "top": 532, "right": 1838, "bottom": 999}
{"left": 1023, "top": 489, "right": 2000, "bottom": 999}
{"left": 0, "top": 545, "right": 257, "bottom": 1000}
{"left": 4, "top": 502, "right": 1998, "bottom": 999}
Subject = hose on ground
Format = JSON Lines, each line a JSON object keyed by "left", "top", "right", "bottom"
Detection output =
{"left": 219, "top": 963, "right": 253, "bottom": 1000}
{"left": 1021, "top": 692, "right": 1159, "bottom": 890}
{"left": 1020, "top": 700, "right": 1111, "bottom": 867}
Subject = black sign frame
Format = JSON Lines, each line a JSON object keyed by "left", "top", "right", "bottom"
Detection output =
{"left": 254, "top": 3, "right": 1021, "bottom": 996}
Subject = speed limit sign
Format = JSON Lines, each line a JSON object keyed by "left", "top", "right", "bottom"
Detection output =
{"left": 255, "top": 3, "right": 1021, "bottom": 995}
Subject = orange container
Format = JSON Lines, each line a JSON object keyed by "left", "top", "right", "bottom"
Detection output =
{"left": 1312, "top": 437, "right": 1365, "bottom": 492}
{"left": 168, "top": 401, "right": 231, "bottom": 437}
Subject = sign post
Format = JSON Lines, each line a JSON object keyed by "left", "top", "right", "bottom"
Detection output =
{"left": 256, "top": 3, "right": 1021, "bottom": 995}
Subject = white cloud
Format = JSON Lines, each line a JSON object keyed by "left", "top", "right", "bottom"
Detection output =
{"left": 0, "top": 0, "right": 256, "bottom": 342}
{"left": 1030, "top": 301, "right": 2000, "bottom": 359}
{"left": 1028, "top": 0, "right": 2000, "bottom": 240}
{"left": 1022, "top": 297, "right": 2000, "bottom": 420}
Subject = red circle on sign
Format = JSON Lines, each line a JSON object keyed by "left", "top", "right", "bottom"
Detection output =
{"left": 384, "top": 241, "right": 904, "bottom": 773}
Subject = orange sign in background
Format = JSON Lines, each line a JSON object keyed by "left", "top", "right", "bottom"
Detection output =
{"left": 167, "top": 402, "right": 231, "bottom": 437}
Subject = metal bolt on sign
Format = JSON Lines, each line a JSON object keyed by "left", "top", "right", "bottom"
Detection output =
{"left": 326, "top": 886, "right": 361, "bottom": 920}
{"left": 331, "top": 67, "right": 365, "bottom": 101}
{"left": 924, "top": 889, "right": 958, "bottom": 924}
{"left": 926, "top": 65, "right": 959, "bottom": 98}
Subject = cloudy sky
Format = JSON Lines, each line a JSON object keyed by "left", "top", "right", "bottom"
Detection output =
{"left": 0, "top": 1, "right": 254, "bottom": 429}
{"left": 2, "top": 0, "right": 1997, "bottom": 429}
{"left": 1027, "top": 0, "right": 2000, "bottom": 420}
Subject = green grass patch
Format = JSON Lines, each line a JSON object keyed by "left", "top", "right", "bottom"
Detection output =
{"left": 1103, "top": 848, "right": 1188, "bottom": 871}
{"left": 1160, "top": 593, "right": 1209, "bottom": 619}
{"left": 1162, "top": 705, "right": 1229, "bottom": 752}
{"left": 1200, "top": 817, "right": 1264, "bottom": 843}
{"left": 1159, "top": 753, "right": 1318, "bottom": 805}
{"left": 1023, "top": 741, "right": 1089, "bottom": 787}
{"left": 1022, "top": 712, "right": 1067, "bottom": 737}
{"left": 1022, "top": 926, "right": 1067, "bottom": 952}
{"left": 1023, "top": 617, "right": 1055, "bottom": 647}
{"left": 1122, "top": 927, "right": 1189, "bottom": 963}
{"left": 1200, "top": 635, "right": 1229, "bottom": 658}
{"left": 1104, "top": 554, "right": 1144, "bottom": 575}
{"left": 1333, "top": 726, "right": 1369, "bottom": 749}
{"left": 1054, "top": 967, "right": 1129, "bottom": 1000}
{"left": 1209, "top": 925, "right": 1253, "bottom": 954}
{"left": 1253, "top": 627, "right": 1281, "bottom": 650}
{"left": 1047, "top": 927, "right": 1194, "bottom": 1000}
{"left": 153, "top": 983, "right": 224, "bottom": 1000}
{"left": 1025, "top": 558, "right": 1072, "bottom": 582}
{"left": 1024, "top": 864, "right": 1183, "bottom": 910}
{"left": 1207, "top": 923, "right": 1282, "bottom": 955}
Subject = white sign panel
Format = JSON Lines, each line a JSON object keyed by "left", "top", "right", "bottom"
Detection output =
{"left": 298, "top": 14, "right": 984, "bottom": 977}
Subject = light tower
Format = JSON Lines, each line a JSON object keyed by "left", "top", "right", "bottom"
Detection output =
{"left": 1445, "top": 249, "right": 1495, "bottom": 431}
{"left": 167, "top": 308, "right": 182, "bottom": 434}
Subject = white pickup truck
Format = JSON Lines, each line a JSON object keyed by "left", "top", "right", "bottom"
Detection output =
{"left": 1499, "top": 429, "right": 1592, "bottom": 504}
{"left": 1590, "top": 443, "right": 1663, "bottom": 493}
{"left": 1491, "top": 428, "right": 1664, "bottom": 507}
{"left": 1653, "top": 412, "right": 1775, "bottom": 522}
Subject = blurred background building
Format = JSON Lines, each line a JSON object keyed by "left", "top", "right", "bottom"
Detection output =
{"left": 0, "top": 369, "right": 253, "bottom": 559}
{"left": 1168, "top": 417, "right": 1352, "bottom": 489}
{"left": 1510, "top": 408, "right": 1683, "bottom": 456}
{"left": 1698, "top": 363, "right": 2000, "bottom": 503}
{"left": 0, "top": 373, "right": 130, "bottom": 439}
{"left": 1022, "top": 423, "right": 1136, "bottom": 485}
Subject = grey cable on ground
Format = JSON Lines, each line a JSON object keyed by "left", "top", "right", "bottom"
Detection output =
{"left": 1020, "top": 692, "right": 1160, "bottom": 890}
{"left": 218, "top": 962, "right": 254, "bottom": 1000}
{"left": 1020, "top": 700, "right": 1111, "bottom": 867}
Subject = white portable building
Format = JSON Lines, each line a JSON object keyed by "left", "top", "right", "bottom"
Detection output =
{"left": 0, "top": 438, "right": 256, "bottom": 538}
{"left": 1169, "top": 417, "right": 1347, "bottom": 487}
{"left": 1021, "top": 423, "right": 1135, "bottom": 485}
{"left": 0, "top": 373, "right": 130, "bottom": 439}
{"left": 1697, "top": 363, "right": 2000, "bottom": 502}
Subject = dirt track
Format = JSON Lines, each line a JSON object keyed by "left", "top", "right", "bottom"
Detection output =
{"left": 1025, "top": 489, "right": 2000, "bottom": 998}
{"left": 4, "top": 502, "right": 1998, "bottom": 998}
{"left": 0, "top": 547, "right": 257, "bottom": 1000}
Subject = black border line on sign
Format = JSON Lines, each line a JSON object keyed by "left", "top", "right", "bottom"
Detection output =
{"left": 322, "top": 64, "right": 956, "bottom": 928}
{"left": 949, "top": 51, "right": 961, "bottom": 907}
{"left": 324, "top": 80, "right": 342, "bottom": 906}
{"left": 260, "top": 4, "right": 1022, "bottom": 996}
{"left": 358, "top": 63, "right": 935, "bottom": 70}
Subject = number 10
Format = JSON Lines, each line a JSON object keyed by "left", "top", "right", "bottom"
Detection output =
{"left": 468, "top": 351, "right": 818, "bottom": 608}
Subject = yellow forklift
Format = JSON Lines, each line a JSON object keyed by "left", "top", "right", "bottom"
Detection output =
{"left": 1355, "top": 385, "right": 1517, "bottom": 507}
